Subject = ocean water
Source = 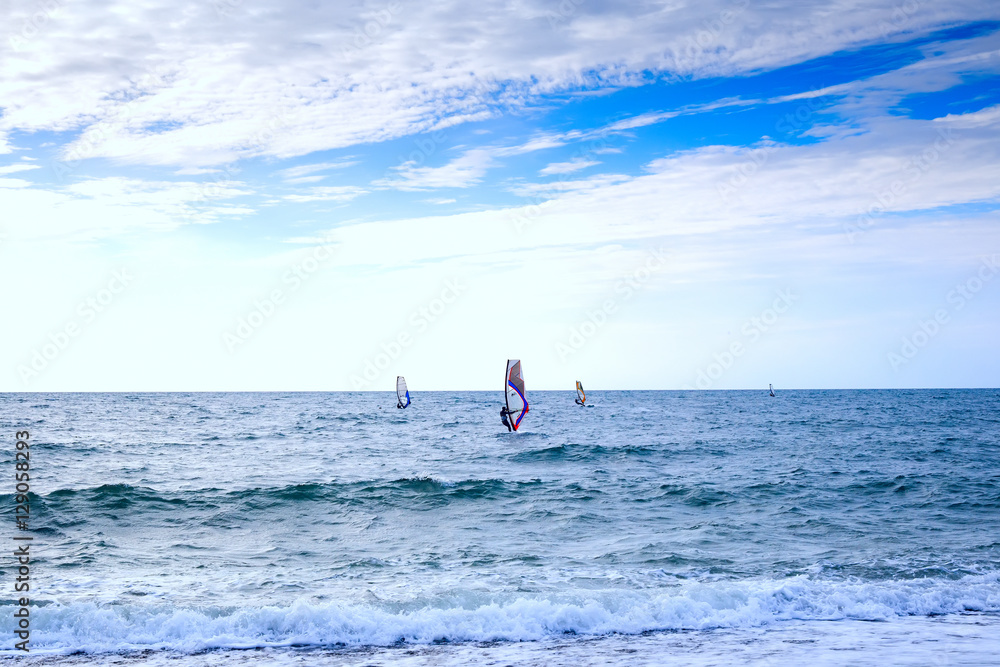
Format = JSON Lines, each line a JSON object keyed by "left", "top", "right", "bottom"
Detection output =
{"left": 1, "top": 390, "right": 999, "bottom": 665}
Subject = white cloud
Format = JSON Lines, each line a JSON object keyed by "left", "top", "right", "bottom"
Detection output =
{"left": 276, "top": 160, "right": 359, "bottom": 181}
{"left": 284, "top": 175, "right": 328, "bottom": 185}
{"left": 937, "top": 104, "right": 1000, "bottom": 129}
{"left": 175, "top": 167, "right": 221, "bottom": 175}
{"left": 375, "top": 148, "right": 497, "bottom": 190}
{"left": 604, "top": 110, "right": 680, "bottom": 132}
{"left": 0, "top": 163, "right": 41, "bottom": 175}
{"left": 281, "top": 186, "right": 368, "bottom": 203}
{"left": 375, "top": 132, "right": 590, "bottom": 191}
{"left": 539, "top": 158, "right": 601, "bottom": 175}
{"left": 0, "top": 178, "right": 33, "bottom": 189}
{"left": 510, "top": 174, "right": 630, "bottom": 198}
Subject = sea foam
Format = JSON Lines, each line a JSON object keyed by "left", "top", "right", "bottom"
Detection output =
{"left": 5, "top": 572, "right": 998, "bottom": 654}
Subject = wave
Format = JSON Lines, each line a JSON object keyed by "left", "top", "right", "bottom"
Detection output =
{"left": 508, "top": 442, "right": 654, "bottom": 462}
{"left": 18, "top": 478, "right": 547, "bottom": 511}
{"left": 3, "top": 573, "right": 998, "bottom": 655}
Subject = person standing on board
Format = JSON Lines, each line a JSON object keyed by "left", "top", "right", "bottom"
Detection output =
{"left": 500, "top": 406, "right": 512, "bottom": 432}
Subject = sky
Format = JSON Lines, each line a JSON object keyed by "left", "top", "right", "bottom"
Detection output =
{"left": 1, "top": 0, "right": 999, "bottom": 391}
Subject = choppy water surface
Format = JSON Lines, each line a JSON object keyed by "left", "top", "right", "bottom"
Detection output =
{"left": 1, "top": 390, "right": 999, "bottom": 665}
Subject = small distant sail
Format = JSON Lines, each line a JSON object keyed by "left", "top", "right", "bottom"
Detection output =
{"left": 396, "top": 376, "right": 411, "bottom": 408}
{"left": 505, "top": 359, "right": 528, "bottom": 430}
{"left": 769, "top": 383, "right": 775, "bottom": 397}
{"left": 575, "top": 380, "right": 586, "bottom": 405}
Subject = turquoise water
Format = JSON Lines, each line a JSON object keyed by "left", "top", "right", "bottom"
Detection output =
{"left": 1, "top": 390, "right": 999, "bottom": 664}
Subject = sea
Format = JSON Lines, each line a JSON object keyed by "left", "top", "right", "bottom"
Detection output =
{"left": 1, "top": 390, "right": 999, "bottom": 665}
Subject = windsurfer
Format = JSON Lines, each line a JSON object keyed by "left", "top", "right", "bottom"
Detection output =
{"left": 500, "top": 406, "right": 512, "bottom": 432}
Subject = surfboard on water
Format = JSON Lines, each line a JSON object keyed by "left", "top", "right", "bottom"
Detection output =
{"left": 505, "top": 359, "right": 528, "bottom": 430}
{"left": 396, "top": 376, "right": 411, "bottom": 408}
{"left": 575, "top": 380, "right": 586, "bottom": 406}
{"left": 769, "top": 383, "right": 775, "bottom": 397}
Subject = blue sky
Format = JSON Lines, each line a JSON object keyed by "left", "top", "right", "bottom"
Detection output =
{"left": 2, "top": 1, "right": 999, "bottom": 390}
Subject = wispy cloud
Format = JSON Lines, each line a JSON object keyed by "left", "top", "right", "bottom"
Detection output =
{"left": 175, "top": 167, "right": 221, "bottom": 175}
{"left": 0, "top": 163, "right": 41, "bottom": 175}
{"left": 375, "top": 149, "right": 497, "bottom": 190}
{"left": 281, "top": 186, "right": 368, "bottom": 203}
{"left": 510, "top": 174, "right": 631, "bottom": 198}
{"left": 539, "top": 158, "right": 601, "bottom": 175}
{"left": 276, "top": 160, "right": 359, "bottom": 182}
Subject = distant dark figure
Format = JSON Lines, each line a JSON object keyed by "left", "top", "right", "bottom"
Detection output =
{"left": 397, "top": 401, "right": 404, "bottom": 409}
{"left": 500, "top": 406, "right": 512, "bottom": 432}
{"left": 575, "top": 398, "right": 584, "bottom": 406}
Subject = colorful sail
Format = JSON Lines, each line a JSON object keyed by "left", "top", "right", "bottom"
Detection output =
{"left": 505, "top": 359, "right": 527, "bottom": 430}
{"left": 576, "top": 380, "right": 586, "bottom": 405}
{"left": 396, "top": 376, "right": 410, "bottom": 408}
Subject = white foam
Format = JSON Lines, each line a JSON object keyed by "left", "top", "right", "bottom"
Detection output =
{"left": 5, "top": 572, "right": 999, "bottom": 654}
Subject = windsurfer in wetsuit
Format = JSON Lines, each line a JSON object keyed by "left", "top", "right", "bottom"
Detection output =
{"left": 500, "top": 406, "right": 512, "bottom": 432}
{"left": 397, "top": 400, "right": 404, "bottom": 408}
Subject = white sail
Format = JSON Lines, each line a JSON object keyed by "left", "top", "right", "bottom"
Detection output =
{"left": 769, "top": 383, "right": 775, "bottom": 397}
{"left": 505, "top": 359, "right": 527, "bottom": 430}
{"left": 396, "top": 376, "right": 410, "bottom": 408}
